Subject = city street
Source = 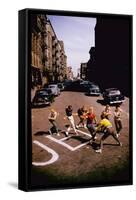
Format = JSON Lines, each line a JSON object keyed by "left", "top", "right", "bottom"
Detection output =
{"left": 31, "top": 91, "right": 130, "bottom": 184}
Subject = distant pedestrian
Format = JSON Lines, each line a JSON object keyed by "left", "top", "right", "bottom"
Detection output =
{"left": 86, "top": 107, "right": 97, "bottom": 140}
{"left": 65, "top": 105, "right": 78, "bottom": 136}
{"left": 48, "top": 109, "right": 60, "bottom": 136}
{"left": 114, "top": 105, "right": 122, "bottom": 137}
{"left": 95, "top": 113, "right": 122, "bottom": 153}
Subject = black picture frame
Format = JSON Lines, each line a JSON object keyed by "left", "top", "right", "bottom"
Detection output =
{"left": 19, "top": 8, "right": 133, "bottom": 191}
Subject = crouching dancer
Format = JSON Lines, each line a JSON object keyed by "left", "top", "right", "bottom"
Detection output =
{"left": 95, "top": 113, "right": 122, "bottom": 153}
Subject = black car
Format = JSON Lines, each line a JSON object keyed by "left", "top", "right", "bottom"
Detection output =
{"left": 57, "top": 83, "right": 65, "bottom": 91}
{"left": 32, "top": 89, "right": 52, "bottom": 106}
{"left": 103, "top": 88, "right": 125, "bottom": 105}
{"left": 42, "top": 88, "right": 55, "bottom": 102}
{"left": 86, "top": 84, "right": 101, "bottom": 96}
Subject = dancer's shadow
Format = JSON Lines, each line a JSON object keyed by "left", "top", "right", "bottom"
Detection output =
{"left": 8, "top": 182, "right": 18, "bottom": 189}
{"left": 91, "top": 142, "right": 100, "bottom": 150}
{"left": 71, "top": 135, "right": 90, "bottom": 143}
{"left": 34, "top": 131, "right": 49, "bottom": 136}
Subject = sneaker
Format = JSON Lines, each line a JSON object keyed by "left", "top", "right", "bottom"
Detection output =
{"left": 84, "top": 125, "right": 87, "bottom": 129}
{"left": 119, "top": 142, "right": 122, "bottom": 147}
{"left": 48, "top": 130, "right": 52, "bottom": 135}
{"left": 76, "top": 125, "right": 79, "bottom": 129}
{"left": 57, "top": 133, "right": 60, "bottom": 136}
{"left": 89, "top": 140, "right": 93, "bottom": 144}
{"left": 95, "top": 149, "right": 102, "bottom": 153}
{"left": 78, "top": 124, "right": 83, "bottom": 128}
{"left": 65, "top": 131, "right": 69, "bottom": 137}
{"left": 116, "top": 133, "right": 120, "bottom": 138}
{"left": 67, "top": 127, "right": 71, "bottom": 132}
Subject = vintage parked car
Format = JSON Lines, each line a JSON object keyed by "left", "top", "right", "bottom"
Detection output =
{"left": 42, "top": 88, "right": 55, "bottom": 103}
{"left": 86, "top": 84, "right": 101, "bottom": 96}
{"left": 48, "top": 84, "right": 61, "bottom": 96}
{"left": 32, "top": 89, "right": 52, "bottom": 106}
{"left": 103, "top": 88, "right": 125, "bottom": 104}
{"left": 80, "top": 81, "right": 95, "bottom": 92}
{"left": 57, "top": 83, "right": 65, "bottom": 91}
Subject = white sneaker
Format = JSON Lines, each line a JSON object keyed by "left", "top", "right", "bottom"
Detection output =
{"left": 65, "top": 131, "right": 69, "bottom": 137}
{"left": 57, "top": 133, "right": 60, "bottom": 136}
{"left": 67, "top": 127, "right": 71, "bottom": 132}
{"left": 116, "top": 133, "right": 120, "bottom": 138}
{"left": 84, "top": 125, "right": 87, "bottom": 129}
{"left": 76, "top": 125, "right": 79, "bottom": 129}
{"left": 119, "top": 142, "right": 122, "bottom": 147}
{"left": 95, "top": 149, "right": 102, "bottom": 153}
{"left": 78, "top": 124, "right": 83, "bottom": 128}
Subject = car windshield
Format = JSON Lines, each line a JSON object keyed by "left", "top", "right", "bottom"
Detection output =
{"left": 38, "top": 91, "right": 48, "bottom": 95}
{"left": 90, "top": 85, "right": 99, "bottom": 89}
{"left": 109, "top": 90, "right": 121, "bottom": 95}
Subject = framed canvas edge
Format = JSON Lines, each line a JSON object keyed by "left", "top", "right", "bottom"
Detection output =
{"left": 18, "top": 8, "right": 133, "bottom": 192}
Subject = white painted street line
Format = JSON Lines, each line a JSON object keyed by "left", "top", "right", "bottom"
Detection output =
{"left": 73, "top": 141, "right": 90, "bottom": 151}
{"left": 60, "top": 128, "right": 92, "bottom": 138}
{"left": 76, "top": 129, "right": 92, "bottom": 138}
{"left": 32, "top": 140, "right": 59, "bottom": 166}
{"left": 46, "top": 135, "right": 74, "bottom": 151}
{"left": 60, "top": 135, "right": 72, "bottom": 141}
{"left": 46, "top": 129, "right": 91, "bottom": 151}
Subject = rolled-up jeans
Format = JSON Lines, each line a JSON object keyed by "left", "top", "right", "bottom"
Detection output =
{"left": 49, "top": 119, "right": 58, "bottom": 133}
{"left": 67, "top": 115, "right": 77, "bottom": 133}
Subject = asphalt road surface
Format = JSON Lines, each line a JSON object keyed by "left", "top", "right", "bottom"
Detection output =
{"left": 31, "top": 91, "right": 130, "bottom": 187}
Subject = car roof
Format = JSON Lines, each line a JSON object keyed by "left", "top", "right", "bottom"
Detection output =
{"left": 48, "top": 84, "right": 57, "bottom": 86}
{"left": 105, "top": 88, "right": 118, "bottom": 91}
{"left": 43, "top": 88, "right": 51, "bottom": 90}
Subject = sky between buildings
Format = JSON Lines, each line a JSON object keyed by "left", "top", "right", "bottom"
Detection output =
{"left": 47, "top": 15, "right": 96, "bottom": 77}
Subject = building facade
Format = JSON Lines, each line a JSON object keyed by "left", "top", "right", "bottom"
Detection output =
{"left": 87, "top": 17, "right": 131, "bottom": 95}
{"left": 66, "top": 66, "right": 74, "bottom": 80}
{"left": 31, "top": 14, "right": 67, "bottom": 90}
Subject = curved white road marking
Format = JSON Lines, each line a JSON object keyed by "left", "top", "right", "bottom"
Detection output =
{"left": 32, "top": 140, "right": 59, "bottom": 166}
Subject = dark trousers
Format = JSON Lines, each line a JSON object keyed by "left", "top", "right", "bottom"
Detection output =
{"left": 99, "top": 127, "right": 121, "bottom": 150}
{"left": 77, "top": 116, "right": 85, "bottom": 126}
{"left": 87, "top": 123, "right": 96, "bottom": 139}
{"left": 114, "top": 119, "right": 122, "bottom": 133}
{"left": 49, "top": 119, "right": 58, "bottom": 133}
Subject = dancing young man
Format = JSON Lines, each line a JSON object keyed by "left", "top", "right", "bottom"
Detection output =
{"left": 76, "top": 106, "right": 87, "bottom": 128}
{"left": 95, "top": 113, "right": 122, "bottom": 153}
{"left": 114, "top": 105, "right": 122, "bottom": 137}
{"left": 48, "top": 109, "right": 60, "bottom": 136}
{"left": 101, "top": 104, "right": 112, "bottom": 119}
{"left": 86, "top": 107, "right": 97, "bottom": 140}
{"left": 65, "top": 105, "right": 78, "bottom": 136}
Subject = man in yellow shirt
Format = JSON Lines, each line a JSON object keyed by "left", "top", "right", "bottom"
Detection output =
{"left": 95, "top": 113, "right": 122, "bottom": 153}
